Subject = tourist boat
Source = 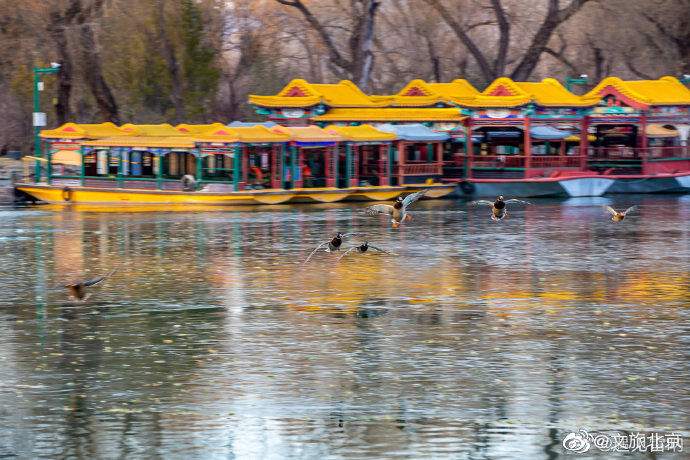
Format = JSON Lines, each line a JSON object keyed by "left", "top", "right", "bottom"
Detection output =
{"left": 16, "top": 75, "right": 690, "bottom": 203}
{"left": 16, "top": 122, "right": 454, "bottom": 205}
{"left": 253, "top": 76, "right": 690, "bottom": 198}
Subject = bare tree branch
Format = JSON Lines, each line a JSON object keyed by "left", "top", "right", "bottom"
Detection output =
{"left": 425, "top": 0, "right": 495, "bottom": 81}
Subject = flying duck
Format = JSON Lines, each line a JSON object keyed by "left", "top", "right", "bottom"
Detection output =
{"left": 471, "top": 195, "right": 530, "bottom": 220}
{"left": 364, "top": 189, "right": 427, "bottom": 227}
{"left": 62, "top": 269, "right": 117, "bottom": 302}
{"left": 337, "top": 242, "right": 391, "bottom": 261}
{"left": 603, "top": 205, "right": 637, "bottom": 222}
{"left": 303, "top": 232, "right": 365, "bottom": 263}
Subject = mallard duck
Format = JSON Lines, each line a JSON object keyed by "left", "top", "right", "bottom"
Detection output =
{"left": 62, "top": 269, "right": 117, "bottom": 301}
{"left": 603, "top": 205, "right": 637, "bottom": 222}
{"left": 303, "top": 232, "right": 365, "bottom": 263}
{"left": 471, "top": 195, "right": 530, "bottom": 220}
{"left": 337, "top": 242, "right": 391, "bottom": 261}
{"left": 364, "top": 189, "right": 427, "bottom": 227}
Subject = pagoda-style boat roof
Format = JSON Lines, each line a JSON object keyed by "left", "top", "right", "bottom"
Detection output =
{"left": 585, "top": 76, "right": 690, "bottom": 109}
{"left": 175, "top": 123, "right": 224, "bottom": 134}
{"left": 323, "top": 125, "right": 397, "bottom": 142}
{"left": 271, "top": 125, "right": 344, "bottom": 142}
{"left": 192, "top": 124, "right": 290, "bottom": 143}
{"left": 249, "top": 79, "right": 393, "bottom": 108}
{"left": 312, "top": 107, "right": 466, "bottom": 122}
{"left": 40, "top": 122, "right": 134, "bottom": 139}
{"left": 120, "top": 123, "right": 190, "bottom": 137}
{"left": 372, "top": 79, "right": 480, "bottom": 107}
{"left": 454, "top": 77, "right": 600, "bottom": 108}
{"left": 82, "top": 136, "right": 196, "bottom": 148}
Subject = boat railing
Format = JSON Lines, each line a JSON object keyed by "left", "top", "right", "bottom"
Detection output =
{"left": 575, "top": 146, "right": 690, "bottom": 160}
{"left": 394, "top": 162, "right": 443, "bottom": 175}
{"left": 529, "top": 155, "right": 583, "bottom": 169}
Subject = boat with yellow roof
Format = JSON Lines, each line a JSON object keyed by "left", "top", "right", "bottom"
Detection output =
{"left": 16, "top": 121, "right": 453, "bottom": 205}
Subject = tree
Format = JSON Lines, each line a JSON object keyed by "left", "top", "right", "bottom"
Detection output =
{"left": 274, "top": 0, "right": 380, "bottom": 90}
{"left": 425, "top": 0, "right": 593, "bottom": 83}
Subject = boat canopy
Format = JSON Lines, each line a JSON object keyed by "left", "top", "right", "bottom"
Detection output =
{"left": 530, "top": 126, "right": 573, "bottom": 140}
{"left": 51, "top": 150, "right": 82, "bottom": 166}
{"left": 375, "top": 123, "right": 450, "bottom": 141}
{"left": 645, "top": 123, "right": 679, "bottom": 138}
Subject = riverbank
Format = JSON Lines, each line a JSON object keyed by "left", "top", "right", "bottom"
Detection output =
{"left": 0, "top": 157, "right": 25, "bottom": 203}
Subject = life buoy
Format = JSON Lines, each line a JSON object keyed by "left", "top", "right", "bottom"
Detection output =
{"left": 459, "top": 180, "right": 475, "bottom": 195}
{"left": 62, "top": 186, "right": 72, "bottom": 202}
{"left": 181, "top": 174, "right": 197, "bottom": 191}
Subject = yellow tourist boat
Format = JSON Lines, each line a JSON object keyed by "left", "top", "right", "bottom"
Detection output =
{"left": 16, "top": 121, "right": 454, "bottom": 205}
{"left": 15, "top": 182, "right": 453, "bottom": 205}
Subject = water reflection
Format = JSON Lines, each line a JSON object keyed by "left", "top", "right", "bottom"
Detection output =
{"left": 0, "top": 197, "right": 688, "bottom": 459}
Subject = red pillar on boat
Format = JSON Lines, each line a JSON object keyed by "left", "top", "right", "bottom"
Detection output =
{"left": 378, "top": 144, "right": 388, "bottom": 186}
{"left": 272, "top": 145, "right": 281, "bottom": 189}
{"left": 238, "top": 146, "right": 248, "bottom": 191}
{"left": 352, "top": 145, "right": 360, "bottom": 187}
{"left": 436, "top": 142, "right": 443, "bottom": 175}
{"left": 294, "top": 146, "right": 304, "bottom": 188}
{"left": 397, "top": 142, "right": 406, "bottom": 185}
{"left": 465, "top": 118, "right": 473, "bottom": 179}
{"left": 523, "top": 116, "right": 532, "bottom": 177}
{"left": 325, "top": 146, "right": 335, "bottom": 187}
{"left": 640, "top": 113, "right": 648, "bottom": 174}
{"left": 579, "top": 115, "right": 589, "bottom": 171}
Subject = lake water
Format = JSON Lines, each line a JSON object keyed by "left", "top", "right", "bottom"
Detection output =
{"left": 0, "top": 196, "right": 688, "bottom": 459}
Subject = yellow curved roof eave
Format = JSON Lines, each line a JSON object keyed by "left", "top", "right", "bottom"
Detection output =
{"left": 82, "top": 136, "right": 196, "bottom": 148}
{"left": 195, "top": 126, "right": 290, "bottom": 143}
{"left": 389, "top": 96, "right": 444, "bottom": 107}
{"left": 272, "top": 126, "right": 344, "bottom": 142}
{"left": 40, "top": 122, "right": 133, "bottom": 139}
{"left": 451, "top": 96, "right": 531, "bottom": 108}
{"left": 120, "top": 123, "right": 190, "bottom": 137}
{"left": 249, "top": 94, "right": 322, "bottom": 108}
{"left": 312, "top": 108, "right": 466, "bottom": 121}
{"left": 323, "top": 124, "right": 397, "bottom": 142}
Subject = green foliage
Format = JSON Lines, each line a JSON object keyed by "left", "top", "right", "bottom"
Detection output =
{"left": 179, "top": 0, "right": 221, "bottom": 120}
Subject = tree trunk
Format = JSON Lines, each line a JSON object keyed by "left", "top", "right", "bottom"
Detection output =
{"left": 47, "top": 11, "right": 73, "bottom": 125}
{"left": 355, "top": 1, "right": 379, "bottom": 91}
{"left": 275, "top": 0, "right": 380, "bottom": 89}
{"left": 510, "top": 0, "right": 592, "bottom": 81}
{"left": 426, "top": 0, "right": 495, "bottom": 81}
{"left": 77, "top": 23, "right": 120, "bottom": 124}
{"left": 492, "top": 0, "right": 510, "bottom": 77}
{"left": 155, "top": 4, "right": 186, "bottom": 123}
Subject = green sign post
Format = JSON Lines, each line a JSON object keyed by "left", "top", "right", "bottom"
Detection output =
{"left": 33, "top": 63, "right": 60, "bottom": 182}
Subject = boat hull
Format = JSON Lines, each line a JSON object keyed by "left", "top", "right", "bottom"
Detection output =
{"left": 15, "top": 183, "right": 454, "bottom": 205}
{"left": 451, "top": 172, "right": 690, "bottom": 198}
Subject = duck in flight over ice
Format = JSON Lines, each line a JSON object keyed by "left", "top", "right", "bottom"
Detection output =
{"left": 303, "top": 232, "right": 366, "bottom": 263}
{"left": 471, "top": 195, "right": 530, "bottom": 220}
{"left": 603, "top": 205, "right": 637, "bottom": 222}
{"left": 337, "top": 242, "right": 391, "bottom": 261}
{"left": 61, "top": 269, "right": 117, "bottom": 302}
{"left": 364, "top": 190, "right": 427, "bottom": 227}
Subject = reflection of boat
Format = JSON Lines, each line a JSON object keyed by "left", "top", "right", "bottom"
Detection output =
{"left": 15, "top": 183, "right": 453, "bottom": 205}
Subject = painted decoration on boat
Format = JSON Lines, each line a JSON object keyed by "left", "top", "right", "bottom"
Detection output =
{"left": 650, "top": 106, "right": 690, "bottom": 116}
{"left": 476, "top": 109, "right": 521, "bottom": 119}
{"left": 433, "top": 122, "right": 461, "bottom": 131}
{"left": 280, "top": 108, "right": 307, "bottom": 118}
{"left": 532, "top": 107, "right": 581, "bottom": 119}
